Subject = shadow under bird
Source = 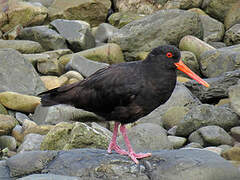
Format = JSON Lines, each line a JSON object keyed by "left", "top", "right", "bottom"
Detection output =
{"left": 39, "top": 45, "right": 209, "bottom": 164}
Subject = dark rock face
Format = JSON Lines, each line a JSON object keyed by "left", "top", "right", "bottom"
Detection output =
{"left": 3, "top": 148, "right": 240, "bottom": 180}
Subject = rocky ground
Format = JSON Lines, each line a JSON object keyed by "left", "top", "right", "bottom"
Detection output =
{"left": 0, "top": 0, "right": 240, "bottom": 179}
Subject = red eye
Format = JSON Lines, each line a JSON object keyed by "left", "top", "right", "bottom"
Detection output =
{"left": 166, "top": 52, "right": 173, "bottom": 58}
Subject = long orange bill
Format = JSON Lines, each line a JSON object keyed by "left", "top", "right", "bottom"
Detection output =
{"left": 174, "top": 60, "right": 210, "bottom": 88}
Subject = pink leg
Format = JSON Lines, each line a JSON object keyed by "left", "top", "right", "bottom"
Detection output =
{"left": 107, "top": 122, "right": 128, "bottom": 155}
{"left": 120, "top": 124, "right": 151, "bottom": 164}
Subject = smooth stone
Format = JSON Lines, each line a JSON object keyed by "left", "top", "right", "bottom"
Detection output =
{"left": 0, "top": 136, "right": 17, "bottom": 151}
{"left": 37, "top": 57, "right": 64, "bottom": 76}
{"left": 22, "top": 53, "right": 50, "bottom": 69}
{"left": 15, "top": 112, "right": 31, "bottom": 125}
{"left": 40, "top": 76, "right": 68, "bottom": 90}
{"left": 0, "top": 115, "right": 17, "bottom": 136}
{"left": 94, "top": 23, "right": 119, "bottom": 43}
{"left": 222, "top": 147, "right": 240, "bottom": 161}
{"left": 230, "top": 126, "right": 240, "bottom": 141}
{"left": 0, "top": 160, "right": 11, "bottom": 180}
{"left": 168, "top": 136, "right": 187, "bottom": 149}
{"left": 11, "top": 125, "right": 24, "bottom": 143}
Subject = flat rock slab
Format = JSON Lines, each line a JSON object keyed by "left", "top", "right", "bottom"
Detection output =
{"left": 4, "top": 148, "right": 240, "bottom": 180}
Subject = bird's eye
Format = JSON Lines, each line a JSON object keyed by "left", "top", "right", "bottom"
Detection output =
{"left": 166, "top": 52, "right": 173, "bottom": 58}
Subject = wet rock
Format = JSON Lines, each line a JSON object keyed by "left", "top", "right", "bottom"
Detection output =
{"left": 118, "top": 123, "right": 172, "bottom": 152}
{"left": 17, "top": 134, "right": 44, "bottom": 153}
{"left": 108, "top": 12, "right": 145, "bottom": 28}
{"left": 32, "top": 104, "right": 103, "bottom": 125}
{"left": 18, "top": 26, "right": 67, "bottom": 51}
{"left": 0, "top": 92, "right": 40, "bottom": 113}
{"left": 109, "top": 9, "right": 203, "bottom": 60}
{"left": 0, "top": 48, "right": 46, "bottom": 95}
{"left": 168, "top": 135, "right": 187, "bottom": 149}
{"left": 0, "top": 40, "right": 43, "bottom": 53}
{"left": 184, "top": 70, "right": 240, "bottom": 102}
{"left": 199, "top": 44, "right": 240, "bottom": 78}
{"left": 47, "top": 0, "right": 111, "bottom": 27}
{"left": 94, "top": 23, "right": 119, "bottom": 43}
{"left": 0, "top": 136, "right": 17, "bottom": 151}
{"left": 50, "top": 19, "right": 95, "bottom": 52}
{"left": 224, "top": 24, "right": 240, "bottom": 46}
{"left": 229, "top": 83, "right": 240, "bottom": 116}
{"left": 5, "top": 148, "right": 240, "bottom": 180}
{"left": 188, "top": 125, "right": 233, "bottom": 146}
{"left": 0, "top": 1, "right": 48, "bottom": 33}
{"left": 179, "top": 35, "right": 215, "bottom": 59}
{"left": 0, "top": 115, "right": 17, "bottom": 136}
{"left": 66, "top": 55, "right": 109, "bottom": 77}
{"left": 175, "top": 104, "right": 240, "bottom": 136}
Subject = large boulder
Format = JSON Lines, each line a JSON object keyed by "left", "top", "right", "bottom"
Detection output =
{"left": 0, "top": 48, "right": 46, "bottom": 95}
{"left": 4, "top": 148, "right": 240, "bottom": 179}
{"left": 109, "top": 9, "right": 203, "bottom": 60}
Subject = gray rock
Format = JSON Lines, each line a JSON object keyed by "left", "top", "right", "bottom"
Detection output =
{"left": 6, "top": 151, "right": 57, "bottom": 177}
{"left": 32, "top": 104, "right": 103, "bottom": 125}
{"left": 118, "top": 123, "right": 172, "bottom": 152}
{"left": 94, "top": 23, "right": 119, "bottom": 43}
{"left": 176, "top": 104, "right": 240, "bottom": 136}
{"left": 208, "top": 41, "right": 226, "bottom": 48}
{"left": 50, "top": 19, "right": 95, "bottom": 52}
{"left": 230, "top": 126, "right": 240, "bottom": 141}
{"left": 0, "top": 160, "right": 11, "bottom": 180}
{"left": 199, "top": 44, "right": 240, "bottom": 78}
{"left": 229, "top": 83, "right": 240, "bottom": 116}
{"left": 23, "top": 0, "right": 54, "bottom": 8}
{"left": 189, "top": 126, "right": 233, "bottom": 146}
{"left": 22, "top": 53, "right": 50, "bottom": 68}
{"left": 224, "top": 24, "right": 240, "bottom": 46}
{"left": 6, "top": 148, "right": 240, "bottom": 180}
{"left": 168, "top": 135, "right": 187, "bottom": 149}
{"left": 0, "top": 136, "right": 17, "bottom": 151}
{"left": 37, "top": 57, "right": 63, "bottom": 76}
{"left": 17, "top": 174, "right": 81, "bottom": 180}
{"left": 109, "top": 9, "right": 203, "bottom": 60}
{"left": 66, "top": 54, "right": 109, "bottom": 77}
{"left": 200, "top": 14, "right": 225, "bottom": 42}
{"left": 15, "top": 112, "right": 32, "bottom": 125}
{"left": 17, "top": 134, "right": 44, "bottom": 153}
{"left": 184, "top": 142, "right": 203, "bottom": 148}
{"left": 0, "top": 40, "right": 43, "bottom": 53}
{"left": 17, "top": 26, "right": 67, "bottom": 51}
{"left": 0, "top": 48, "right": 46, "bottom": 95}
{"left": 184, "top": 70, "right": 240, "bottom": 103}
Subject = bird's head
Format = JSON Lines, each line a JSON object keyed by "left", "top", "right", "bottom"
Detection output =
{"left": 148, "top": 45, "right": 209, "bottom": 88}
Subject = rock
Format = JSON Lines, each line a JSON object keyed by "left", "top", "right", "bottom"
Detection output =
{"left": 40, "top": 76, "right": 68, "bottom": 90}
{"left": 199, "top": 14, "right": 225, "bottom": 42}
{"left": 229, "top": 83, "right": 240, "bottom": 116}
{"left": 94, "top": 23, "right": 119, "bottom": 43}
{"left": 208, "top": 41, "right": 226, "bottom": 48}
{"left": 47, "top": 0, "right": 111, "bottom": 27}
{"left": 224, "top": 24, "right": 240, "bottom": 46}
{"left": 60, "top": 71, "right": 84, "bottom": 84}
{"left": 0, "top": 1, "right": 48, "bottom": 33}
{"left": 204, "top": 147, "right": 223, "bottom": 155}
{"left": 184, "top": 142, "right": 203, "bottom": 148}
{"left": 188, "top": 126, "right": 233, "bottom": 146}
{"left": 41, "top": 122, "right": 111, "bottom": 150}
{"left": 216, "top": 98, "right": 230, "bottom": 106}
{"left": 43, "top": 48, "right": 73, "bottom": 59}
{"left": 188, "top": 8, "right": 208, "bottom": 15}
{"left": 17, "top": 134, "right": 44, "bottom": 153}
{"left": 5, "top": 148, "right": 240, "bottom": 179}
{"left": 23, "top": 53, "right": 50, "bottom": 68}
{"left": 32, "top": 104, "right": 103, "bottom": 125}
{"left": 37, "top": 57, "right": 64, "bottom": 76}
{"left": 0, "top": 40, "right": 43, "bottom": 53}
{"left": 0, "top": 104, "right": 8, "bottom": 115}
{"left": 22, "top": 119, "right": 37, "bottom": 132}
{"left": 0, "top": 115, "right": 17, "bottom": 136}
{"left": 221, "top": 147, "right": 240, "bottom": 161}
{"left": 23, "top": 0, "right": 54, "bottom": 8}
{"left": 109, "top": 9, "right": 203, "bottom": 60}
{"left": 199, "top": 44, "right": 240, "bottom": 78}
{"left": 0, "top": 136, "right": 17, "bottom": 151}
{"left": 17, "top": 174, "right": 80, "bottom": 180}
{"left": 0, "top": 48, "right": 46, "bottom": 95}
{"left": 11, "top": 125, "right": 24, "bottom": 143}
{"left": 163, "top": 0, "right": 202, "bottom": 10}
{"left": 175, "top": 104, "right": 240, "bottom": 136}
{"left": 185, "top": 70, "right": 240, "bottom": 103}
{"left": 17, "top": 26, "right": 67, "bottom": 51}
{"left": 179, "top": 35, "right": 215, "bottom": 59}
{"left": 6, "top": 150, "right": 57, "bottom": 177}
{"left": 115, "top": 0, "right": 162, "bottom": 15}
{"left": 0, "top": 92, "right": 40, "bottom": 113}
{"left": 224, "top": 1, "right": 240, "bottom": 29}
{"left": 118, "top": 123, "right": 172, "bottom": 152}
{"left": 23, "top": 124, "right": 54, "bottom": 137}
{"left": 203, "top": 0, "right": 238, "bottom": 22}
{"left": 108, "top": 12, "right": 145, "bottom": 28}
{"left": 0, "top": 160, "right": 10, "bottom": 179}
{"left": 66, "top": 55, "right": 109, "bottom": 77}
{"left": 50, "top": 19, "right": 95, "bottom": 52}
{"left": 168, "top": 136, "right": 187, "bottom": 149}
{"left": 2, "top": 24, "right": 23, "bottom": 40}
{"left": 230, "top": 127, "right": 240, "bottom": 141}
{"left": 15, "top": 112, "right": 31, "bottom": 125}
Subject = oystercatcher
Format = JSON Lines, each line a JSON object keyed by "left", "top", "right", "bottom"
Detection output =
{"left": 39, "top": 45, "right": 209, "bottom": 164}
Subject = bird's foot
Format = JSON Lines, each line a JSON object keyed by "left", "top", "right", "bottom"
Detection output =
{"left": 107, "top": 143, "right": 128, "bottom": 155}
{"left": 128, "top": 152, "right": 152, "bottom": 164}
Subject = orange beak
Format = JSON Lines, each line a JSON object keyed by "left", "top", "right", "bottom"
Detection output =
{"left": 174, "top": 60, "right": 210, "bottom": 88}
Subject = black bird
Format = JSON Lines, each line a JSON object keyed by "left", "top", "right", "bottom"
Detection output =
{"left": 39, "top": 45, "right": 209, "bottom": 164}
